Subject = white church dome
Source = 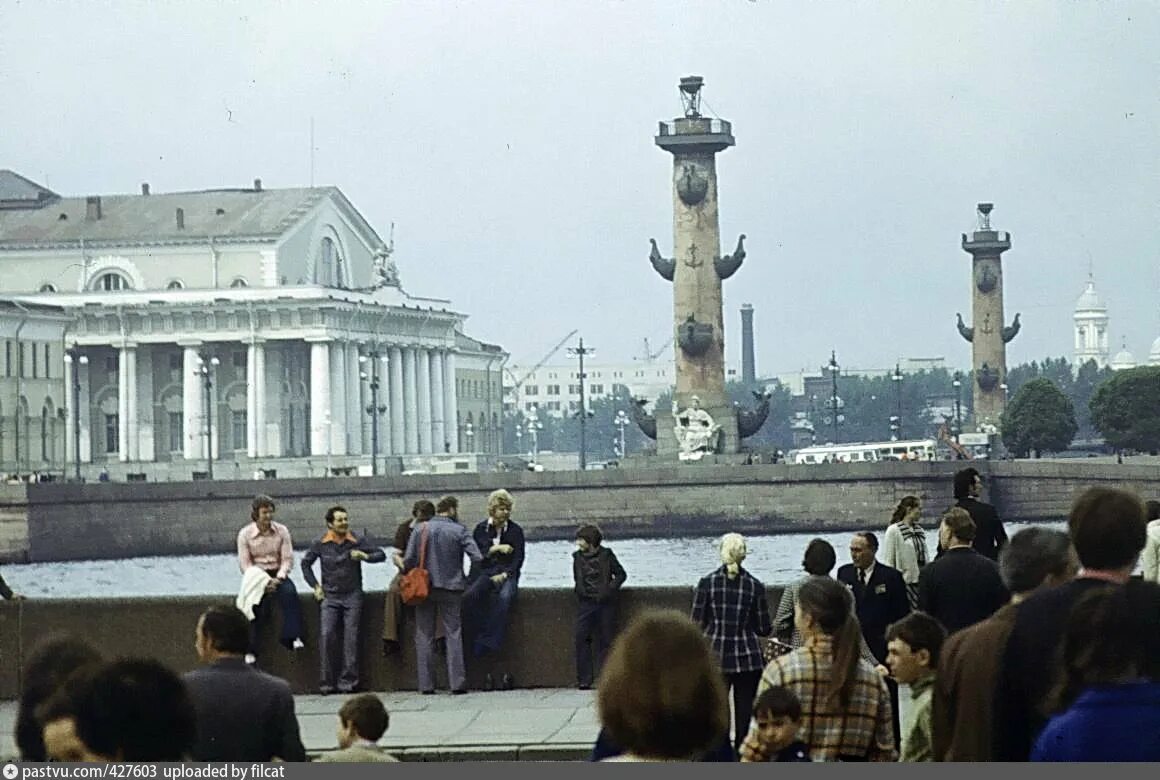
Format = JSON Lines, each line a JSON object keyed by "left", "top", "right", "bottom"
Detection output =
{"left": 1075, "top": 279, "right": 1106, "bottom": 312}
{"left": 1110, "top": 345, "right": 1137, "bottom": 371}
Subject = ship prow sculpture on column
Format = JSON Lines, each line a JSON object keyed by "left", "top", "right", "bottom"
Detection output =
{"left": 631, "top": 76, "right": 769, "bottom": 461}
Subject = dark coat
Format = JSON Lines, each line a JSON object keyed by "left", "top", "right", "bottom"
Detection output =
{"left": 836, "top": 561, "right": 910, "bottom": 663}
{"left": 183, "top": 657, "right": 306, "bottom": 762}
{"left": 991, "top": 578, "right": 1111, "bottom": 761}
{"left": 956, "top": 497, "right": 1008, "bottom": 561}
{"left": 573, "top": 546, "right": 627, "bottom": 602}
{"left": 917, "top": 547, "right": 1008, "bottom": 635}
{"left": 472, "top": 519, "right": 526, "bottom": 578}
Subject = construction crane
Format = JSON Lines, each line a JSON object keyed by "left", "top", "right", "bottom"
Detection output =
{"left": 638, "top": 335, "right": 675, "bottom": 362}
{"left": 507, "top": 329, "right": 579, "bottom": 394}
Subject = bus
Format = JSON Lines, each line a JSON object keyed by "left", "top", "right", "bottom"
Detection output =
{"left": 790, "top": 439, "right": 938, "bottom": 465}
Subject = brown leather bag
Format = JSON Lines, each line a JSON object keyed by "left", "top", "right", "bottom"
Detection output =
{"left": 400, "top": 523, "right": 430, "bottom": 605}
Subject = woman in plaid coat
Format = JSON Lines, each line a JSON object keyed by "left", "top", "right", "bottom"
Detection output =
{"left": 692, "top": 533, "right": 773, "bottom": 756}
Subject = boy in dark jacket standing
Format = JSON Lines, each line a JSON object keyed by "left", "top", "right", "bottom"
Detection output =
{"left": 302, "top": 506, "right": 387, "bottom": 694}
{"left": 572, "top": 524, "right": 627, "bottom": 689}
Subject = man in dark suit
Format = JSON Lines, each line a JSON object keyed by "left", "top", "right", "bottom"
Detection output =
{"left": 918, "top": 507, "right": 1009, "bottom": 635}
{"left": 183, "top": 606, "right": 306, "bottom": 762}
{"left": 953, "top": 468, "right": 1008, "bottom": 561}
{"left": 991, "top": 487, "right": 1148, "bottom": 761}
{"left": 837, "top": 531, "right": 910, "bottom": 745}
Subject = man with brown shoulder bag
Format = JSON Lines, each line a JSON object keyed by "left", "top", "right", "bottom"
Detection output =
{"left": 402, "top": 495, "right": 482, "bottom": 694}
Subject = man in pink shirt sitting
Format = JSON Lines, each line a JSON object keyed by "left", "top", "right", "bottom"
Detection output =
{"left": 238, "top": 495, "right": 306, "bottom": 662}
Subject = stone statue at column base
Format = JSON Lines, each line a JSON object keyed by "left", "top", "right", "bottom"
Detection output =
{"left": 672, "top": 396, "right": 722, "bottom": 461}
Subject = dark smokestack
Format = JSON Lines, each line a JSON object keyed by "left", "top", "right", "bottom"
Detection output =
{"left": 175, "top": 208, "right": 185, "bottom": 230}
{"left": 253, "top": 178, "right": 262, "bottom": 191}
{"left": 85, "top": 196, "right": 102, "bottom": 221}
{"left": 141, "top": 182, "right": 150, "bottom": 195}
{"left": 741, "top": 303, "right": 756, "bottom": 385}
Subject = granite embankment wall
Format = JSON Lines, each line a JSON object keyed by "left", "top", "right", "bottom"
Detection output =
{"left": 2, "top": 460, "right": 1159, "bottom": 563}
{"left": 0, "top": 586, "right": 780, "bottom": 701}
{"left": 0, "top": 459, "right": 1155, "bottom": 564}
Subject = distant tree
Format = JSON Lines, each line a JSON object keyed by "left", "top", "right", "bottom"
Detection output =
{"left": 1089, "top": 366, "right": 1160, "bottom": 454}
{"left": 1000, "top": 378, "right": 1077, "bottom": 458}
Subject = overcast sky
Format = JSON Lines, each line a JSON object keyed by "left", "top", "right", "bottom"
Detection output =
{"left": 3, "top": 1, "right": 1157, "bottom": 376}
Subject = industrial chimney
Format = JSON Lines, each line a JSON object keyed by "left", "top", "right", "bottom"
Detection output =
{"left": 740, "top": 303, "right": 756, "bottom": 385}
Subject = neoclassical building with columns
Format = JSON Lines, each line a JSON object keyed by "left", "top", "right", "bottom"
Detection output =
{"left": 0, "top": 169, "right": 506, "bottom": 479}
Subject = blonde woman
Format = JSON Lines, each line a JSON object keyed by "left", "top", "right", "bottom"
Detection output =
{"left": 882, "top": 496, "right": 928, "bottom": 608}
{"left": 692, "top": 533, "right": 773, "bottom": 756}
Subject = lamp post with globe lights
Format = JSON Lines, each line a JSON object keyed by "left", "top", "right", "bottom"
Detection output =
{"left": 827, "top": 351, "right": 844, "bottom": 442}
{"left": 890, "top": 363, "right": 904, "bottom": 441}
{"left": 194, "top": 352, "right": 220, "bottom": 480}
{"left": 952, "top": 371, "right": 964, "bottom": 444}
{"left": 614, "top": 410, "right": 630, "bottom": 460}
{"left": 526, "top": 404, "right": 544, "bottom": 464}
{"left": 359, "top": 350, "right": 389, "bottom": 476}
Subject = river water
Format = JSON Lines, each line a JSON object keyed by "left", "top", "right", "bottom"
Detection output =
{"left": 2, "top": 521, "right": 1072, "bottom": 599}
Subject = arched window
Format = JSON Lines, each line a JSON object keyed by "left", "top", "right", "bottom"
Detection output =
{"left": 229, "top": 277, "right": 248, "bottom": 288}
{"left": 166, "top": 280, "right": 184, "bottom": 290}
{"left": 93, "top": 272, "right": 131, "bottom": 291}
{"left": 316, "top": 237, "right": 347, "bottom": 288}
{"left": 38, "top": 283, "right": 57, "bottom": 293}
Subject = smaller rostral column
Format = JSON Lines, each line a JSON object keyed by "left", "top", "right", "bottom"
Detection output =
{"left": 635, "top": 76, "right": 767, "bottom": 460}
{"left": 956, "top": 203, "right": 1021, "bottom": 431}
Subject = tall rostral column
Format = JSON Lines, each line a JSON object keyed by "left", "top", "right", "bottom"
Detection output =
{"left": 956, "top": 203, "right": 1020, "bottom": 431}
{"left": 642, "top": 76, "right": 757, "bottom": 459}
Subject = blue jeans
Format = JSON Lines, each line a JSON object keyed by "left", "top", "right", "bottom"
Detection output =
{"left": 320, "top": 591, "right": 362, "bottom": 692}
{"left": 250, "top": 577, "right": 305, "bottom": 655}
{"left": 464, "top": 573, "right": 518, "bottom": 657}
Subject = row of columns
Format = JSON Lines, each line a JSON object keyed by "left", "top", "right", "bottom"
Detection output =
{"left": 64, "top": 339, "right": 461, "bottom": 465}
{"left": 308, "top": 341, "right": 458, "bottom": 457}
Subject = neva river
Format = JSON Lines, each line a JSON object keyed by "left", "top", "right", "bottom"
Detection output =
{"left": 2, "top": 522, "right": 1072, "bottom": 599}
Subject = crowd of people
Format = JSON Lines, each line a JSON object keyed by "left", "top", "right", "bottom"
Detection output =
{"left": 5, "top": 468, "right": 1160, "bottom": 762}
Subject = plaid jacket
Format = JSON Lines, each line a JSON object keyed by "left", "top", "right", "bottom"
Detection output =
{"left": 757, "top": 636, "right": 897, "bottom": 762}
{"left": 691, "top": 566, "right": 773, "bottom": 674}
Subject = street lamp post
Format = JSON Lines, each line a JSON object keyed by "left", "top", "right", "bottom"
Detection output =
{"left": 566, "top": 338, "right": 595, "bottom": 471}
{"left": 891, "top": 363, "right": 904, "bottom": 441}
{"left": 63, "top": 345, "right": 89, "bottom": 481}
{"left": 952, "top": 371, "right": 963, "bottom": 444}
{"left": 526, "top": 404, "right": 543, "bottom": 464}
{"left": 195, "top": 352, "right": 220, "bottom": 480}
{"left": 359, "top": 350, "right": 388, "bottom": 476}
{"left": 828, "top": 350, "right": 841, "bottom": 442}
{"left": 614, "top": 410, "right": 629, "bottom": 461}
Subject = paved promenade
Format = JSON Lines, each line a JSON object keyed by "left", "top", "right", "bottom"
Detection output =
{"left": 0, "top": 688, "right": 600, "bottom": 762}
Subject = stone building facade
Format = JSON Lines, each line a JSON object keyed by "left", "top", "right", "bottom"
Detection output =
{"left": 0, "top": 170, "right": 505, "bottom": 479}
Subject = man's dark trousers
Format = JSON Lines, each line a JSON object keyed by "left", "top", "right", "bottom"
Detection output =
{"left": 465, "top": 573, "right": 519, "bottom": 656}
{"left": 251, "top": 577, "right": 305, "bottom": 655}
{"left": 575, "top": 598, "right": 615, "bottom": 688}
{"left": 321, "top": 591, "right": 363, "bottom": 692}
